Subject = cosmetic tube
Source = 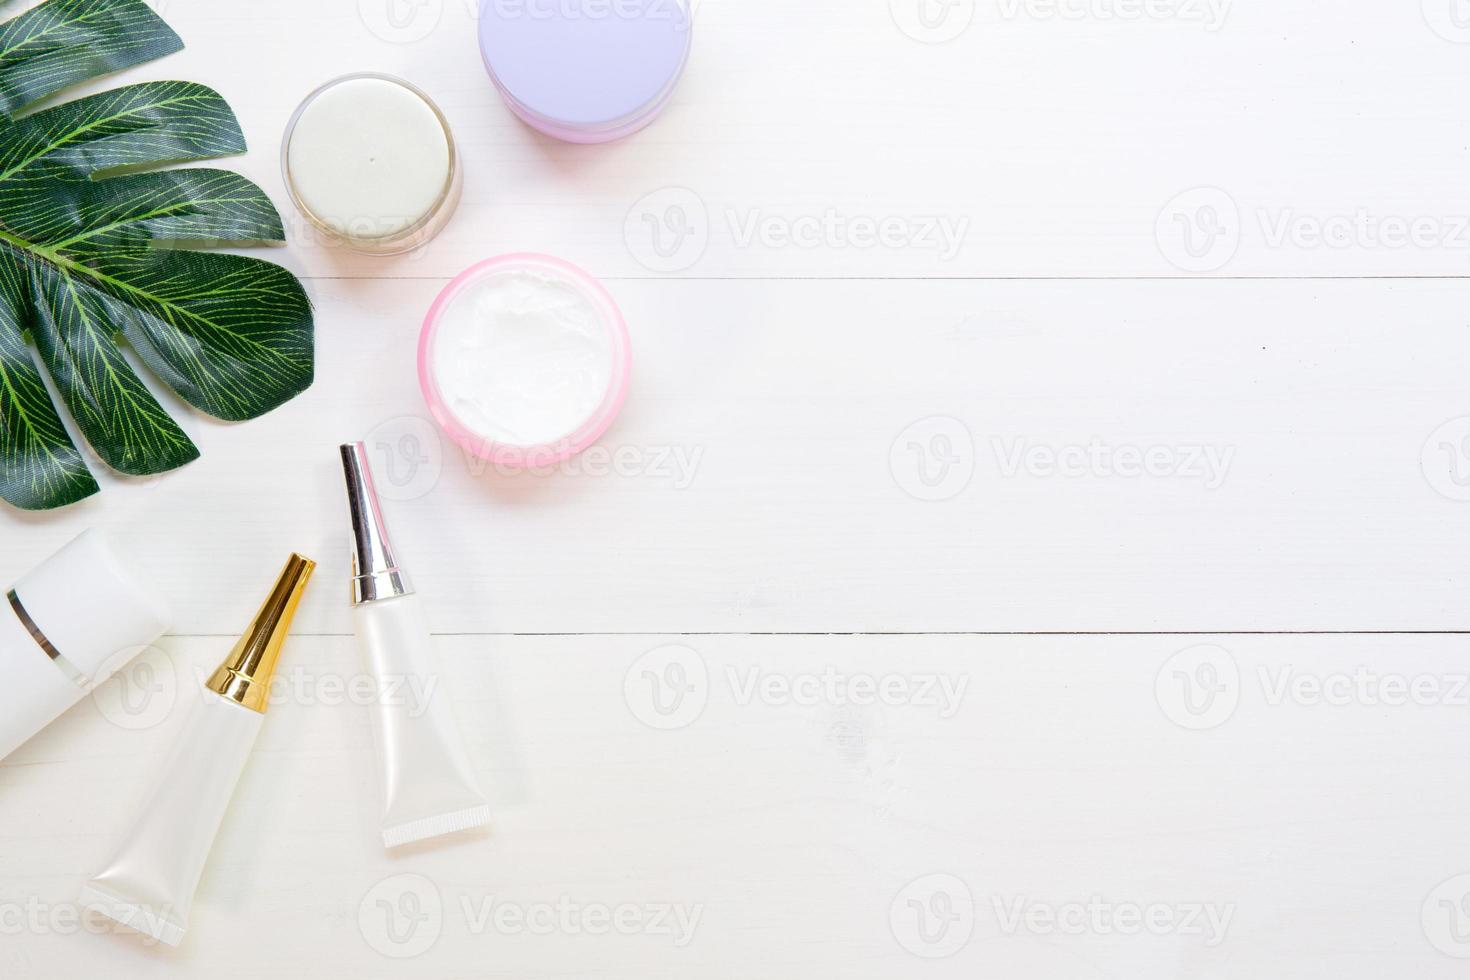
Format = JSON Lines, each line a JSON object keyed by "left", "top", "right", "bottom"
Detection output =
{"left": 340, "top": 442, "right": 489, "bottom": 847}
{"left": 80, "top": 554, "right": 315, "bottom": 946}
{"left": 0, "top": 529, "right": 171, "bottom": 761}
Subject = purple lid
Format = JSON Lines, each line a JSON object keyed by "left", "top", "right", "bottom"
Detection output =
{"left": 478, "top": 0, "right": 692, "bottom": 143}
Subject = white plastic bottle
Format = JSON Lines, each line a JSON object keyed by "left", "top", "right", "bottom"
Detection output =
{"left": 340, "top": 442, "right": 490, "bottom": 847}
{"left": 80, "top": 553, "right": 315, "bottom": 947}
{"left": 0, "top": 529, "right": 171, "bottom": 762}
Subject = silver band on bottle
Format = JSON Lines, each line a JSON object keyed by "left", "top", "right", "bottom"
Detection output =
{"left": 7, "top": 589, "right": 89, "bottom": 687}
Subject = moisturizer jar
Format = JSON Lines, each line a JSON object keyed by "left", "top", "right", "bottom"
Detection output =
{"left": 282, "top": 73, "right": 460, "bottom": 254}
{"left": 478, "top": 0, "right": 693, "bottom": 143}
{"left": 420, "top": 254, "right": 631, "bottom": 468}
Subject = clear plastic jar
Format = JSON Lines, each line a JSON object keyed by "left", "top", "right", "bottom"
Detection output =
{"left": 282, "top": 73, "right": 461, "bottom": 255}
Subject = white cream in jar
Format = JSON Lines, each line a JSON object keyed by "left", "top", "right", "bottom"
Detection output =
{"left": 419, "top": 255, "right": 631, "bottom": 467}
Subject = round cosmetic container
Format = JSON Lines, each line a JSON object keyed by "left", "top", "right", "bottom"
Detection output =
{"left": 419, "top": 254, "right": 631, "bottom": 468}
{"left": 282, "top": 73, "right": 461, "bottom": 254}
{"left": 478, "top": 0, "right": 693, "bottom": 143}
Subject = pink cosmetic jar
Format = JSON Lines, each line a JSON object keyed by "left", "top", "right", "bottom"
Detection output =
{"left": 419, "top": 254, "right": 631, "bottom": 469}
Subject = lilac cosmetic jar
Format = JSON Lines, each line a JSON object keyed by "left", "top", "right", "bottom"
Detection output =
{"left": 478, "top": 0, "right": 693, "bottom": 144}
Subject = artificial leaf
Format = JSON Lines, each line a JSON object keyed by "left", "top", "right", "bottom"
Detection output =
{"left": 0, "top": 0, "right": 313, "bottom": 510}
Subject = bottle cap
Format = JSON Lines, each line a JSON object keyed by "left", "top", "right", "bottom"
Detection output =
{"left": 8, "top": 529, "right": 172, "bottom": 689}
{"left": 206, "top": 553, "right": 316, "bottom": 714}
{"left": 340, "top": 442, "right": 414, "bottom": 605}
{"left": 478, "top": 0, "right": 693, "bottom": 144}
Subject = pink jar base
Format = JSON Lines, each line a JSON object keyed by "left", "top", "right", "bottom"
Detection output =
{"left": 418, "top": 254, "right": 632, "bottom": 470}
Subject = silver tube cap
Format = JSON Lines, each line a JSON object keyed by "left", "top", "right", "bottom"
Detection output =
{"left": 340, "top": 442, "right": 414, "bottom": 605}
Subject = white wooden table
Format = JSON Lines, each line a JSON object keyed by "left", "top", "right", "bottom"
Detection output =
{"left": 5, "top": 0, "right": 1470, "bottom": 976}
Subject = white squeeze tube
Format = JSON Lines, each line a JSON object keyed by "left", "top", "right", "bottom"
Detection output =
{"left": 340, "top": 442, "right": 490, "bottom": 847}
{"left": 79, "top": 554, "right": 316, "bottom": 947}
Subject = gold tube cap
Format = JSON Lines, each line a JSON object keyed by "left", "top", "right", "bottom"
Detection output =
{"left": 206, "top": 553, "right": 316, "bottom": 713}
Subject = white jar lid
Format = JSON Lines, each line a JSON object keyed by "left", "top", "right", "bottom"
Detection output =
{"left": 9, "top": 530, "right": 172, "bottom": 686}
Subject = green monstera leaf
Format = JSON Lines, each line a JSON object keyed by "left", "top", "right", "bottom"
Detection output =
{"left": 0, "top": 0, "right": 312, "bottom": 510}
